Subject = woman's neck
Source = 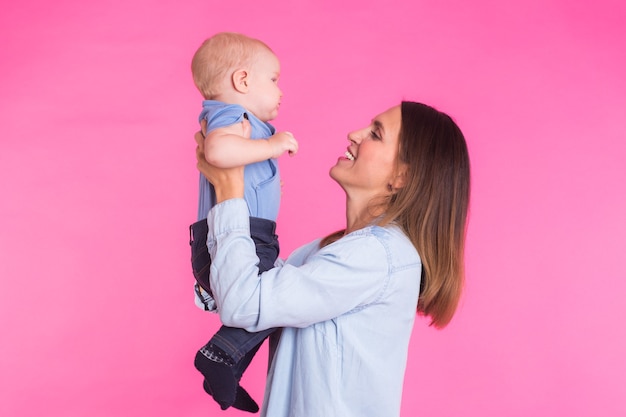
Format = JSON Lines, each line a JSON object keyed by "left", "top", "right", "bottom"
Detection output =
{"left": 344, "top": 194, "right": 384, "bottom": 234}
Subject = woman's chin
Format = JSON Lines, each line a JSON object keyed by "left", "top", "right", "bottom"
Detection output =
{"left": 329, "top": 165, "right": 341, "bottom": 182}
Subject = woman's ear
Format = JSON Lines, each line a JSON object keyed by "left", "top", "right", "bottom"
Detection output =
{"left": 232, "top": 69, "right": 249, "bottom": 93}
{"left": 390, "top": 162, "right": 409, "bottom": 190}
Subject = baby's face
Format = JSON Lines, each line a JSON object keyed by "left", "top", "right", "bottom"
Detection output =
{"left": 245, "top": 50, "right": 282, "bottom": 122}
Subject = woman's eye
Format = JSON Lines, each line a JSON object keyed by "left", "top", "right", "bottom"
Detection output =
{"left": 370, "top": 130, "right": 381, "bottom": 140}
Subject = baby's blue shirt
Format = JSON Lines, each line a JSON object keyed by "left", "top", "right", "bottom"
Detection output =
{"left": 197, "top": 100, "right": 280, "bottom": 221}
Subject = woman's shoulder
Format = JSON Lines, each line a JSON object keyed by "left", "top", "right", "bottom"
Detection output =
{"left": 287, "top": 225, "right": 420, "bottom": 269}
{"left": 363, "top": 224, "right": 421, "bottom": 267}
{"left": 328, "top": 224, "right": 421, "bottom": 268}
{"left": 285, "top": 237, "right": 324, "bottom": 267}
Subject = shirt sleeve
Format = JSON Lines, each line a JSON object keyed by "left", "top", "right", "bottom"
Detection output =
{"left": 207, "top": 199, "right": 392, "bottom": 331}
{"left": 202, "top": 103, "right": 247, "bottom": 132}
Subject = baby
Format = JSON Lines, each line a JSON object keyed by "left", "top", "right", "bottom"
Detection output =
{"left": 189, "top": 32, "right": 298, "bottom": 412}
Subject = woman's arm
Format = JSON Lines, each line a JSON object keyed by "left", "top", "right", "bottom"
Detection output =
{"left": 195, "top": 128, "right": 402, "bottom": 330}
{"left": 206, "top": 199, "right": 393, "bottom": 331}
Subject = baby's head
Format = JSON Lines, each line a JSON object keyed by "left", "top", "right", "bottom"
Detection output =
{"left": 192, "top": 32, "right": 282, "bottom": 122}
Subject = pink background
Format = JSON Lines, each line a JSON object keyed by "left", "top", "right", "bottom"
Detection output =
{"left": 1, "top": 0, "right": 625, "bottom": 416}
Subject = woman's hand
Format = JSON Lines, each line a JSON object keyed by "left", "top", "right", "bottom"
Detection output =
{"left": 195, "top": 120, "right": 245, "bottom": 203}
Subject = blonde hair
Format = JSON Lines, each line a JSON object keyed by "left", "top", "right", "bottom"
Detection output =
{"left": 191, "top": 32, "right": 273, "bottom": 99}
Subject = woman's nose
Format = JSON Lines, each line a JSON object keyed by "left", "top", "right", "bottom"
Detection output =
{"left": 347, "top": 128, "right": 364, "bottom": 144}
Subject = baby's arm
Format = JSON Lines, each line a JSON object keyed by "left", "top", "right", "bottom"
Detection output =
{"left": 204, "top": 121, "right": 298, "bottom": 168}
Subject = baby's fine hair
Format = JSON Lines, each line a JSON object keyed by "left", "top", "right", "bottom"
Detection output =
{"left": 191, "top": 32, "right": 273, "bottom": 99}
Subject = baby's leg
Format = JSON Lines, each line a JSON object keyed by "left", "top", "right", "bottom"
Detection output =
{"left": 189, "top": 219, "right": 212, "bottom": 295}
{"left": 195, "top": 217, "right": 280, "bottom": 411}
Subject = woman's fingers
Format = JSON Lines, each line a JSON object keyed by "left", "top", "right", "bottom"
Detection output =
{"left": 195, "top": 130, "right": 205, "bottom": 149}
{"left": 241, "top": 118, "right": 251, "bottom": 138}
{"left": 195, "top": 129, "right": 211, "bottom": 175}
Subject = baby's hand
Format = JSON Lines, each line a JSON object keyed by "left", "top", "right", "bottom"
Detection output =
{"left": 268, "top": 131, "right": 299, "bottom": 158}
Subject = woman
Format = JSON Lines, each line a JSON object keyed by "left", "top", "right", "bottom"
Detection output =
{"left": 195, "top": 101, "right": 470, "bottom": 416}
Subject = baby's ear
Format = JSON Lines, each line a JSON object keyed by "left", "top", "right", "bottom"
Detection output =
{"left": 232, "top": 69, "right": 249, "bottom": 93}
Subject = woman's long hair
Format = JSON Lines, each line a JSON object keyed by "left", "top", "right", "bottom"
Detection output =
{"left": 322, "top": 101, "right": 470, "bottom": 328}
{"left": 385, "top": 101, "right": 470, "bottom": 328}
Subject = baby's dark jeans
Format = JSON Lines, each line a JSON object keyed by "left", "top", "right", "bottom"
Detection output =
{"left": 189, "top": 216, "right": 279, "bottom": 363}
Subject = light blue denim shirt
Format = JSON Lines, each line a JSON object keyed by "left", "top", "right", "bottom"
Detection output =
{"left": 206, "top": 199, "right": 422, "bottom": 417}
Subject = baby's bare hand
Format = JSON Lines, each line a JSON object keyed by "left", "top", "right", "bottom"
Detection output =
{"left": 268, "top": 131, "right": 299, "bottom": 158}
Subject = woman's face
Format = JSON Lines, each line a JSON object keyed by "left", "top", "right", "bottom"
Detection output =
{"left": 330, "top": 105, "right": 404, "bottom": 199}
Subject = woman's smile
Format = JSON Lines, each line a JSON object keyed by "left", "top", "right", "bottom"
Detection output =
{"left": 339, "top": 149, "right": 356, "bottom": 162}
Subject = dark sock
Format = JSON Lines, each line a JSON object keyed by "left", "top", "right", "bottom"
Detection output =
{"left": 233, "top": 384, "right": 260, "bottom": 413}
{"left": 194, "top": 344, "right": 237, "bottom": 410}
{"left": 203, "top": 380, "right": 259, "bottom": 413}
